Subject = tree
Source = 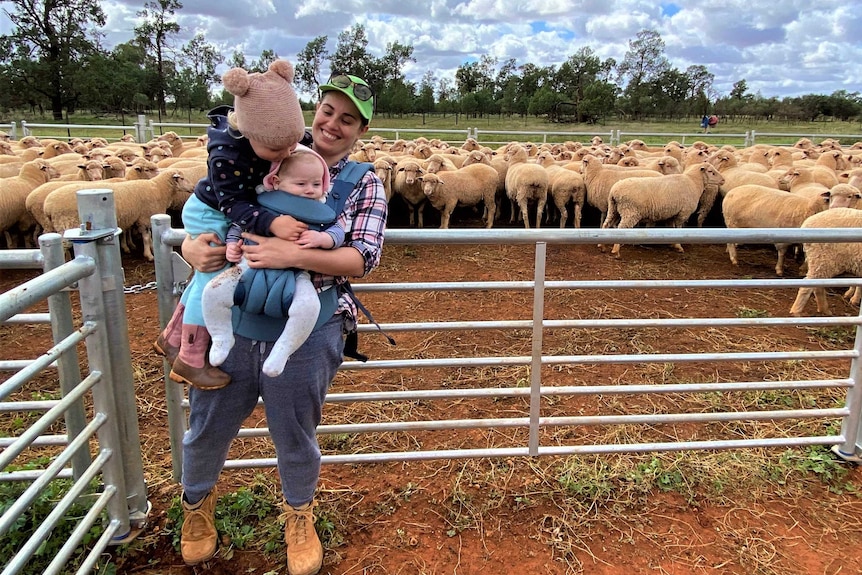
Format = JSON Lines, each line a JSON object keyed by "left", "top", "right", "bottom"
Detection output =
{"left": 330, "top": 24, "right": 371, "bottom": 80}
{"left": 1, "top": 0, "right": 107, "bottom": 119}
{"left": 249, "top": 50, "right": 278, "bottom": 74}
{"left": 617, "top": 29, "right": 670, "bottom": 118}
{"left": 380, "top": 41, "right": 415, "bottom": 83}
{"left": 295, "top": 36, "right": 328, "bottom": 94}
{"left": 135, "top": 0, "right": 182, "bottom": 117}
{"left": 173, "top": 33, "right": 223, "bottom": 114}
{"left": 416, "top": 71, "right": 436, "bottom": 122}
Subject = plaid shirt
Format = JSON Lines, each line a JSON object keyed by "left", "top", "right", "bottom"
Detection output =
{"left": 311, "top": 156, "right": 388, "bottom": 327}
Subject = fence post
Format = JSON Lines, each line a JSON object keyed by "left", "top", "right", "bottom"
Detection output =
{"left": 41, "top": 233, "right": 91, "bottom": 479}
{"left": 134, "top": 115, "right": 148, "bottom": 144}
{"left": 73, "top": 189, "right": 151, "bottom": 533}
{"left": 10, "top": 121, "right": 17, "bottom": 140}
{"left": 151, "top": 213, "right": 190, "bottom": 481}
{"left": 21, "top": 120, "right": 31, "bottom": 137}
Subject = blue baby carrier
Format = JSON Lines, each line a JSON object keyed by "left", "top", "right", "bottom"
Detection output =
{"left": 231, "top": 161, "right": 393, "bottom": 361}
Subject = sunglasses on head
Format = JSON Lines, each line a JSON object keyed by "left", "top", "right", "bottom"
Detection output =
{"left": 327, "top": 73, "right": 373, "bottom": 102}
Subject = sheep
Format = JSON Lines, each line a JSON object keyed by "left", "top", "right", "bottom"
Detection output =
{"left": 504, "top": 144, "right": 549, "bottom": 228}
{"left": 417, "top": 163, "right": 498, "bottom": 229}
{"left": 536, "top": 151, "right": 587, "bottom": 228}
{"left": 721, "top": 184, "right": 861, "bottom": 276}
{"left": 602, "top": 163, "right": 725, "bottom": 258}
{"left": 423, "top": 153, "right": 458, "bottom": 174}
{"left": 25, "top": 158, "right": 151, "bottom": 240}
{"left": 0, "top": 159, "right": 61, "bottom": 247}
{"left": 392, "top": 159, "right": 428, "bottom": 227}
{"left": 55, "top": 159, "right": 106, "bottom": 182}
{"left": 708, "top": 149, "right": 778, "bottom": 196}
{"left": 43, "top": 168, "right": 194, "bottom": 261}
{"left": 778, "top": 166, "right": 830, "bottom": 199}
{"left": 789, "top": 208, "right": 862, "bottom": 316}
{"left": 372, "top": 158, "right": 395, "bottom": 202}
{"left": 349, "top": 142, "right": 377, "bottom": 163}
{"left": 581, "top": 154, "right": 663, "bottom": 225}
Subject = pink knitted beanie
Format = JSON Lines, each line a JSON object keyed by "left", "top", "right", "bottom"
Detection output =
{"left": 222, "top": 60, "right": 305, "bottom": 150}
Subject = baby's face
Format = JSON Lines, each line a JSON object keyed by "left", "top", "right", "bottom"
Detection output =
{"left": 277, "top": 157, "right": 325, "bottom": 199}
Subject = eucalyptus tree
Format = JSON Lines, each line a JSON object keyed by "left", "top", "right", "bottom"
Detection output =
{"left": 295, "top": 35, "right": 328, "bottom": 94}
{"left": 1, "top": 0, "right": 106, "bottom": 119}
{"left": 173, "top": 33, "right": 223, "bottom": 113}
{"left": 135, "top": 0, "right": 183, "bottom": 116}
{"left": 416, "top": 71, "right": 436, "bottom": 122}
{"left": 616, "top": 29, "right": 670, "bottom": 118}
{"left": 330, "top": 24, "right": 372, "bottom": 80}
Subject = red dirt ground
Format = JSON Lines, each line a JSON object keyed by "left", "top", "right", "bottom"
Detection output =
{"left": 2, "top": 202, "right": 862, "bottom": 575}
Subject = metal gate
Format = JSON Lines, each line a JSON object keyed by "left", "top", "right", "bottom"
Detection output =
{"left": 1, "top": 191, "right": 149, "bottom": 575}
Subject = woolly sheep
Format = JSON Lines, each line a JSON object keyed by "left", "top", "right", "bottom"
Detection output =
{"left": 418, "top": 163, "right": 498, "bottom": 228}
{"left": 581, "top": 154, "right": 663, "bottom": 225}
{"left": 721, "top": 184, "right": 861, "bottom": 275}
{"left": 392, "top": 159, "right": 428, "bottom": 227}
{"left": 372, "top": 158, "right": 395, "bottom": 202}
{"left": 602, "top": 163, "right": 725, "bottom": 258}
{"left": 423, "top": 153, "right": 458, "bottom": 174}
{"left": 789, "top": 207, "right": 862, "bottom": 316}
{"left": 504, "top": 144, "right": 549, "bottom": 228}
{"left": 708, "top": 149, "right": 778, "bottom": 196}
{"left": 44, "top": 168, "right": 194, "bottom": 261}
{"left": 0, "top": 159, "right": 61, "bottom": 247}
{"left": 536, "top": 151, "right": 587, "bottom": 228}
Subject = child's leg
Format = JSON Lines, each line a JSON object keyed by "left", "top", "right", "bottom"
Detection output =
{"left": 154, "top": 302, "right": 185, "bottom": 364}
{"left": 170, "top": 324, "right": 231, "bottom": 390}
{"left": 262, "top": 271, "right": 320, "bottom": 378}
{"left": 201, "top": 263, "right": 245, "bottom": 367}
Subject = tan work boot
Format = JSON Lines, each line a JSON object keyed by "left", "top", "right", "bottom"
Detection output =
{"left": 283, "top": 500, "right": 323, "bottom": 575}
{"left": 181, "top": 489, "right": 218, "bottom": 565}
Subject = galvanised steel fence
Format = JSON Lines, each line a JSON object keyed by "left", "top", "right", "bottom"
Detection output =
{"left": 152, "top": 217, "right": 862, "bottom": 477}
{"left": 0, "top": 191, "right": 150, "bottom": 575}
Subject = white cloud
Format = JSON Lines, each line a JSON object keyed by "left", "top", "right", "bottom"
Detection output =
{"left": 2, "top": 0, "right": 857, "bottom": 99}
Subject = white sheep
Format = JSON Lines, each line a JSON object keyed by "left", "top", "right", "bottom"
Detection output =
{"left": 44, "top": 168, "right": 194, "bottom": 261}
{"left": 721, "top": 184, "right": 861, "bottom": 275}
{"left": 392, "top": 159, "right": 428, "bottom": 227}
{"left": 504, "top": 144, "right": 549, "bottom": 228}
{"left": 0, "top": 159, "right": 61, "bottom": 247}
{"left": 536, "top": 151, "right": 586, "bottom": 228}
{"left": 418, "top": 163, "right": 498, "bottom": 228}
{"left": 372, "top": 158, "right": 395, "bottom": 202}
{"left": 602, "top": 163, "right": 725, "bottom": 258}
{"left": 581, "top": 154, "right": 663, "bottom": 225}
{"left": 789, "top": 207, "right": 862, "bottom": 316}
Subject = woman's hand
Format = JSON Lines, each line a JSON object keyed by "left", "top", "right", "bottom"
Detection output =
{"left": 181, "top": 233, "right": 227, "bottom": 272}
{"left": 240, "top": 233, "right": 298, "bottom": 269}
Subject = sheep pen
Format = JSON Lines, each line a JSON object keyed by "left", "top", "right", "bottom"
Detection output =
{"left": 2, "top": 132, "right": 862, "bottom": 575}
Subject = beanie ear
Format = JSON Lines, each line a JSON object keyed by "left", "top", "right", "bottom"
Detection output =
{"left": 268, "top": 59, "right": 294, "bottom": 83}
{"left": 223, "top": 67, "right": 251, "bottom": 97}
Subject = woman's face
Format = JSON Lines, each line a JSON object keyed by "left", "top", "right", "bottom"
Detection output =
{"left": 312, "top": 91, "right": 369, "bottom": 165}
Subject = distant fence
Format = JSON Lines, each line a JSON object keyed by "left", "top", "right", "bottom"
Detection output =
{"left": 5, "top": 116, "right": 862, "bottom": 148}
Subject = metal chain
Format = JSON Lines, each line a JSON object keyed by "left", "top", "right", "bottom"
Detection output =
{"left": 123, "top": 281, "right": 158, "bottom": 294}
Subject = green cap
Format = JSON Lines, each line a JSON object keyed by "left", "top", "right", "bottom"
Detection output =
{"left": 319, "top": 73, "right": 374, "bottom": 121}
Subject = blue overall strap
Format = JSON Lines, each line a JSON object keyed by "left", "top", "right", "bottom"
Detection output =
{"left": 326, "top": 161, "right": 396, "bottom": 362}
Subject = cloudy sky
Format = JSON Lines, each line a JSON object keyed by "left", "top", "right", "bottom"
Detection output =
{"left": 4, "top": 0, "right": 861, "bottom": 100}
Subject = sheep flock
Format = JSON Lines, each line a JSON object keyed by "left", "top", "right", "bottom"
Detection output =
{"left": 2, "top": 130, "right": 862, "bottom": 316}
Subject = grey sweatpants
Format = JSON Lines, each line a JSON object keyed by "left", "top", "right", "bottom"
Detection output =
{"left": 181, "top": 314, "right": 345, "bottom": 507}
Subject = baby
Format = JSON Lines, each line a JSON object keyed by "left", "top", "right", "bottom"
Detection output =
{"left": 201, "top": 144, "right": 342, "bottom": 377}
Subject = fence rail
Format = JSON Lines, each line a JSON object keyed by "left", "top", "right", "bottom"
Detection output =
{"left": 150, "top": 218, "right": 862, "bottom": 476}
{"left": 5, "top": 117, "right": 862, "bottom": 147}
